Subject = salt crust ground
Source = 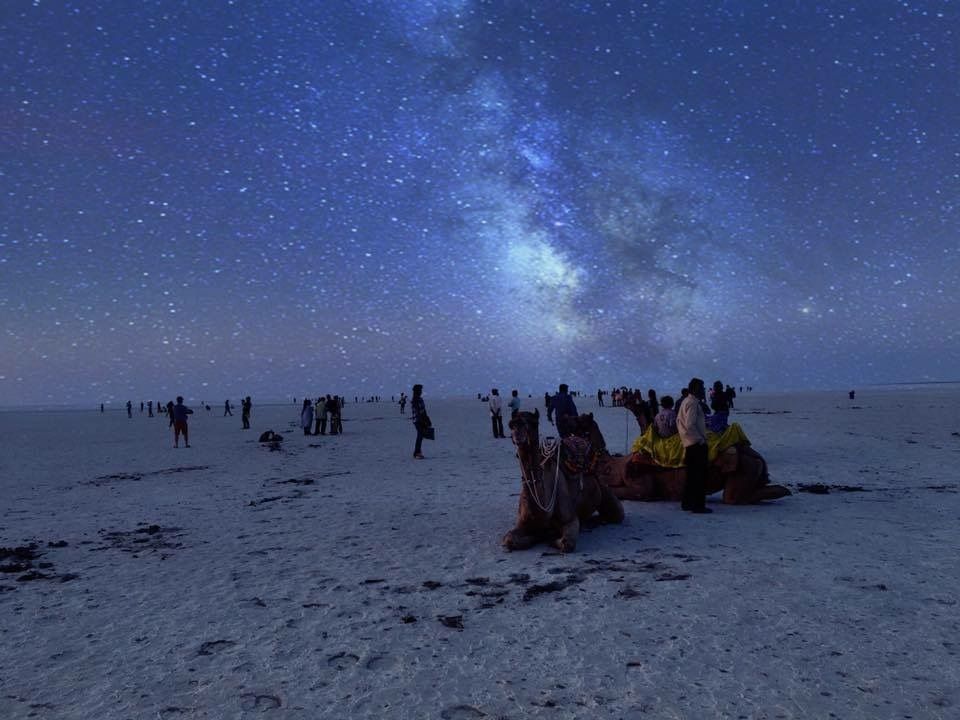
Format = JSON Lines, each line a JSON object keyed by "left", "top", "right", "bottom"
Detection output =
{"left": 1, "top": 389, "right": 958, "bottom": 720}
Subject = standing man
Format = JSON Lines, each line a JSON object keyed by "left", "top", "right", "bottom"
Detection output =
{"left": 676, "top": 377, "right": 712, "bottom": 514}
{"left": 508, "top": 389, "right": 521, "bottom": 417}
{"left": 488, "top": 388, "right": 505, "bottom": 438}
{"left": 329, "top": 395, "right": 343, "bottom": 434}
{"left": 224, "top": 399, "right": 233, "bottom": 416}
{"left": 313, "top": 395, "right": 327, "bottom": 435}
{"left": 410, "top": 383, "right": 430, "bottom": 459}
{"left": 126, "top": 400, "right": 133, "bottom": 418}
{"left": 597, "top": 388, "right": 604, "bottom": 407}
{"left": 172, "top": 396, "right": 194, "bottom": 448}
{"left": 547, "top": 383, "right": 579, "bottom": 438}
{"left": 241, "top": 396, "right": 251, "bottom": 429}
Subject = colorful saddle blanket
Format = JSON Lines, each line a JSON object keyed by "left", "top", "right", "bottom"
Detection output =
{"left": 560, "top": 435, "right": 597, "bottom": 475}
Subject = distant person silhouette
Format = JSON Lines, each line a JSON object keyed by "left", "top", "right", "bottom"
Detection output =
{"left": 547, "top": 384, "right": 578, "bottom": 438}
{"left": 300, "top": 398, "right": 314, "bottom": 436}
{"left": 489, "top": 388, "right": 505, "bottom": 438}
{"left": 508, "top": 389, "right": 521, "bottom": 416}
{"left": 411, "top": 384, "right": 430, "bottom": 459}
{"left": 172, "top": 396, "right": 193, "bottom": 448}
{"left": 242, "top": 396, "right": 252, "bottom": 429}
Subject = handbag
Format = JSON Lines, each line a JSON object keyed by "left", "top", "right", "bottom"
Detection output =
{"left": 422, "top": 426, "right": 436, "bottom": 441}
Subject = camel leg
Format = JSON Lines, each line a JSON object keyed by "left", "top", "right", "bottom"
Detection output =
{"left": 502, "top": 526, "right": 539, "bottom": 551}
{"left": 597, "top": 483, "right": 625, "bottom": 524}
{"left": 553, "top": 515, "right": 580, "bottom": 553}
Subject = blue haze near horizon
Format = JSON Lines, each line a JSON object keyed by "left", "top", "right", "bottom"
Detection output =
{"left": 1, "top": 1, "right": 958, "bottom": 405}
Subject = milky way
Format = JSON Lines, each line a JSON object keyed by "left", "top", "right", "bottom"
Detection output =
{"left": 2, "top": 1, "right": 957, "bottom": 404}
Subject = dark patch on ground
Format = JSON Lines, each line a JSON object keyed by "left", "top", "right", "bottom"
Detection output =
{"left": 523, "top": 577, "right": 584, "bottom": 602}
{"left": 438, "top": 614, "right": 465, "bottom": 630}
{"left": 96, "top": 524, "right": 184, "bottom": 555}
{"left": 87, "top": 465, "right": 211, "bottom": 486}
{"left": 655, "top": 573, "right": 691, "bottom": 582}
{"left": 277, "top": 477, "right": 314, "bottom": 485}
{"left": 797, "top": 483, "right": 869, "bottom": 494}
{"left": 0, "top": 542, "right": 75, "bottom": 585}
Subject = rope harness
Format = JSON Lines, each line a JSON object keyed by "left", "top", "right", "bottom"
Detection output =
{"left": 517, "top": 437, "right": 561, "bottom": 514}
{"left": 514, "top": 434, "right": 593, "bottom": 515}
{"left": 512, "top": 412, "right": 603, "bottom": 516}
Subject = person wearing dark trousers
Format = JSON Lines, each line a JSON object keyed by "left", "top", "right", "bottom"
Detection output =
{"left": 547, "top": 383, "right": 579, "bottom": 438}
{"left": 411, "top": 384, "right": 429, "bottom": 458}
{"left": 329, "top": 396, "right": 343, "bottom": 434}
{"left": 677, "top": 377, "right": 712, "bottom": 513}
{"left": 488, "top": 388, "right": 505, "bottom": 438}
{"left": 172, "top": 396, "right": 193, "bottom": 448}
{"left": 241, "top": 396, "right": 251, "bottom": 429}
{"left": 224, "top": 399, "right": 233, "bottom": 416}
{"left": 314, "top": 396, "right": 326, "bottom": 435}
{"left": 319, "top": 395, "right": 331, "bottom": 435}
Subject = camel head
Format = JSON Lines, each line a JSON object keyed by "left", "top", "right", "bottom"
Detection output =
{"left": 509, "top": 409, "right": 540, "bottom": 455}
{"left": 575, "top": 412, "right": 607, "bottom": 453}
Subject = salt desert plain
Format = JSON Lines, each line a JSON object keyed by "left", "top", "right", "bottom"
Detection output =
{"left": 1, "top": 388, "right": 959, "bottom": 719}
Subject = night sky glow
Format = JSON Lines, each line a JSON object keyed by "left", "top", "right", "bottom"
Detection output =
{"left": 2, "top": 1, "right": 958, "bottom": 405}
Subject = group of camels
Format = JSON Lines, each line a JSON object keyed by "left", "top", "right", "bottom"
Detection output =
{"left": 502, "top": 407, "right": 791, "bottom": 553}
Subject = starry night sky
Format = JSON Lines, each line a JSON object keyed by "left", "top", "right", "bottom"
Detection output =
{"left": 2, "top": 1, "right": 958, "bottom": 405}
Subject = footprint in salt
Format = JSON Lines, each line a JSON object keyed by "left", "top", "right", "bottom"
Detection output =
{"left": 327, "top": 651, "right": 360, "bottom": 670}
{"left": 440, "top": 705, "right": 487, "bottom": 719}
{"left": 365, "top": 654, "right": 399, "bottom": 671}
{"left": 197, "top": 640, "right": 235, "bottom": 656}
{"left": 239, "top": 693, "right": 282, "bottom": 711}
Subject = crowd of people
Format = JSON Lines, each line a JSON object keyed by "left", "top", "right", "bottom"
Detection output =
{"left": 112, "top": 377, "right": 746, "bottom": 519}
{"left": 595, "top": 382, "right": 739, "bottom": 436}
{"left": 300, "top": 395, "right": 344, "bottom": 436}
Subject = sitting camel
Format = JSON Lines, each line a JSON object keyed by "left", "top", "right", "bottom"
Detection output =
{"left": 502, "top": 410, "right": 624, "bottom": 552}
{"left": 575, "top": 413, "right": 790, "bottom": 505}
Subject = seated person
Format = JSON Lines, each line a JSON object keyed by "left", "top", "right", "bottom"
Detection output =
{"left": 653, "top": 396, "right": 678, "bottom": 437}
{"left": 707, "top": 380, "right": 730, "bottom": 433}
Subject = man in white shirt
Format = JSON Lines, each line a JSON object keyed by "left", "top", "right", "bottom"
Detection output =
{"left": 676, "top": 377, "right": 712, "bottom": 514}
{"left": 489, "top": 388, "right": 505, "bottom": 438}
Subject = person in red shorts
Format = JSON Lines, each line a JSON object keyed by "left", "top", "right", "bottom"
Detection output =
{"left": 172, "top": 396, "right": 194, "bottom": 448}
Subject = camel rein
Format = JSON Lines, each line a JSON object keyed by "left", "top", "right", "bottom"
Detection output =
{"left": 515, "top": 435, "right": 561, "bottom": 514}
